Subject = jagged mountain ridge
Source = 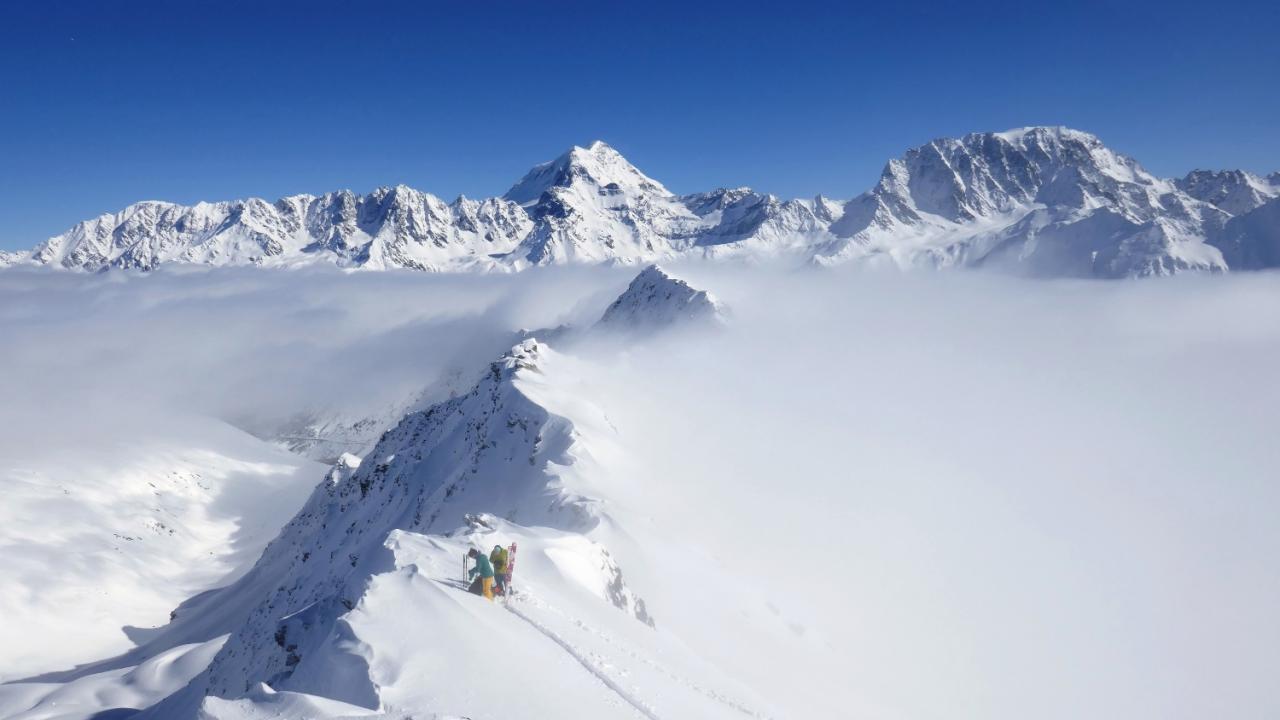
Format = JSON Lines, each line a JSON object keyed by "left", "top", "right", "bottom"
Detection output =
{"left": 260, "top": 266, "right": 727, "bottom": 464}
{"left": 1176, "top": 169, "right": 1280, "bottom": 216}
{"left": 5, "top": 128, "right": 1278, "bottom": 277}
{"left": 24, "top": 188, "right": 533, "bottom": 272}
{"left": 818, "top": 127, "right": 1230, "bottom": 277}
{"left": 177, "top": 340, "right": 632, "bottom": 699}
{"left": 122, "top": 270, "right": 769, "bottom": 717}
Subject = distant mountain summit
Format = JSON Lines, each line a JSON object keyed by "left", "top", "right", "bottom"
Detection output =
{"left": 503, "top": 141, "right": 670, "bottom": 207}
{"left": 820, "top": 127, "right": 1227, "bottom": 277}
{"left": 4, "top": 128, "right": 1277, "bottom": 277}
{"left": 597, "top": 265, "right": 724, "bottom": 331}
{"left": 503, "top": 141, "right": 702, "bottom": 266}
{"left": 1176, "top": 169, "right": 1280, "bottom": 216}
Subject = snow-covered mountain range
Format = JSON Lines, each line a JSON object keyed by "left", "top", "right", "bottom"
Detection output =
{"left": 7, "top": 128, "right": 1275, "bottom": 278}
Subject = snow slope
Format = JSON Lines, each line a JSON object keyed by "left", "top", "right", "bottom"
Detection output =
{"left": 9, "top": 128, "right": 1275, "bottom": 277}
{"left": 189, "top": 525, "right": 772, "bottom": 720}
{"left": 0, "top": 639, "right": 224, "bottom": 720}
{"left": 1210, "top": 196, "right": 1280, "bottom": 269}
{"left": 0, "top": 414, "right": 322, "bottom": 682}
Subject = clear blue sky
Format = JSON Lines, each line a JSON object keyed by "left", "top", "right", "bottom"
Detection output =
{"left": 1, "top": 0, "right": 1277, "bottom": 250}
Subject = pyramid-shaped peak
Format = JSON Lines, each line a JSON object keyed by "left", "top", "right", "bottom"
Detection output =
{"left": 583, "top": 139, "right": 616, "bottom": 153}
{"left": 597, "top": 265, "right": 725, "bottom": 331}
{"left": 503, "top": 141, "right": 670, "bottom": 206}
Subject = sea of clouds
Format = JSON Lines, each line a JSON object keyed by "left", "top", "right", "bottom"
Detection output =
{"left": 1, "top": 263, "right": 1277, "bottom": 717}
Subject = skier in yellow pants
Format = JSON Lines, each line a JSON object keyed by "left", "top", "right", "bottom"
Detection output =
{"left": 467, "top": 548, "right": 495, "bottom": 600}
{"left": 490, "top": 544, "right": 510, "bottom": 596}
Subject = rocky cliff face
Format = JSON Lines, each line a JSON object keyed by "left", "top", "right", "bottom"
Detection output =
{"left": 1176, "top": 169, "right": 1280, "bottom": 217}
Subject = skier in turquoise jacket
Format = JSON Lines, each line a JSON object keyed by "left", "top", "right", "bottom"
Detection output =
{"left": 467, "top": 548, "right": 495, "bottom": 601}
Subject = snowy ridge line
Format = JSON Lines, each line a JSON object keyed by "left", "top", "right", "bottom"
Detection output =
{"left": 503, "top": 598, "right": 662, "bottom": 720}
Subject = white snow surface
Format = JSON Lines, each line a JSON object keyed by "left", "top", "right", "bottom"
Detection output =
{"left": 8, "top": 127, "right": 1275, "bottom": 277}
{"left": 0, "top": 414, "right": 320, "bottom": 682}
{"left": 0, "top": 638, "right": 225, "bottom": 720}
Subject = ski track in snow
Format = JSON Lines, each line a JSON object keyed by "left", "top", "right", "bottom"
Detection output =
{"left": 495, "top": 583, "right": 771, "bottom": 720}
{"left": 501, "top": 597, "right": 662, "bottom": 720}
{"left": 511, "top": 590, "right": 773, "bottom": 720}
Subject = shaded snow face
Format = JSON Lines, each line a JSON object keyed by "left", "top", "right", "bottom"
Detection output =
{"left": 596, "top": 264, "right": 724, "bottom": 331}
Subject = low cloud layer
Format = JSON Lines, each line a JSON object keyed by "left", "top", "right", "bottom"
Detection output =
{"left": 0, "top": 265, "right": 631, "bottom": 430}
{"left": 575, "top": 266, "right": 1280, "bottom": 718}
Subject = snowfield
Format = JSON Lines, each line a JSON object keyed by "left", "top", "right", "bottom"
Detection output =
{"left": 1, "top": 263, "right": 1279, "bottom": 719}
{"left": 0, "top": 414, "right": 320, "bottom": 681}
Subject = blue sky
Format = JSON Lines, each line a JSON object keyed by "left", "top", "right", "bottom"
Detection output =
{"left": 1, "top": 0, "right": 1277, "bottom": 250}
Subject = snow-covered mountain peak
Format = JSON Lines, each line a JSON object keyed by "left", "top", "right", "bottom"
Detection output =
{"left": 597, "top": 265, "right": 725, "bottom": 331}
{"left": 503, "top": 140, "right": 671, "bottom": 208}
{"left": 503, "top": 142, "right": 703, "bottom": 266}
{"left": 821, "top": 126, "right": 1227, "bottom": 277}
{"left": 494, "top": 337, "right": 546, "bottom": 376}
{"left": 1176, "top": 169, "right": 1280, "bottom": 216}
{"left": 990, "top": 125, "right": 1101, "bottom": 146}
